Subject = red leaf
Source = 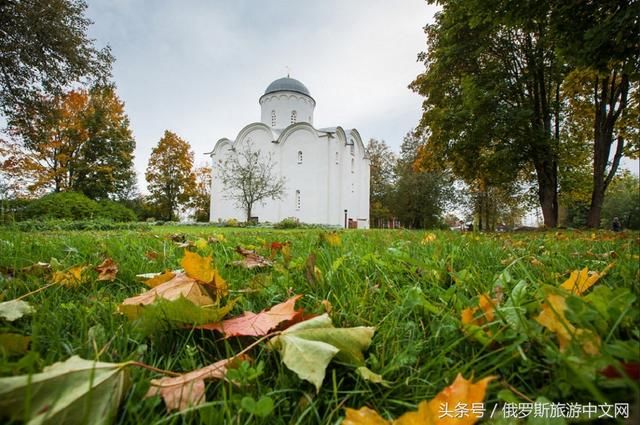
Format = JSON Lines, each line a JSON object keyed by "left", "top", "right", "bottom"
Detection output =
{"left": 600, "top": 362, "right": 640, "bottom": 380}
{"left": 197, "top": 295, "right": 304, "bottom": 337}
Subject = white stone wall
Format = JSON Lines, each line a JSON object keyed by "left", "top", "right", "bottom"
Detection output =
{"left": 259, "top": 91, "right": 315, "bottom": 129}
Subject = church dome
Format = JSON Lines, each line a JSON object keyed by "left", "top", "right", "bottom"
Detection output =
{"left": 264, "top": 77, "right": 311, "bottom": 97}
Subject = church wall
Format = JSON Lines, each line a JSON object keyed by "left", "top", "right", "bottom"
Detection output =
{"left": 259, "top": 92, "right": 314, "bottom": 128}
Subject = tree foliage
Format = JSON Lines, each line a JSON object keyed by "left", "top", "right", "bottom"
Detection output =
{"left": 145, "top": 131, "right": 196, "bottom": 221}
{"left": 218, "top": 143, "right": 286, "bottom": 223}
{"left": 2, "top": 85, "right": 136, "bottom": 198}
{"left": 192, "top": 164, "right": 212, "bottom": 222}
{"left": 0, "top": 0, "right": 112, "bottom": 116}
{"left": 365, "top": 139, "right": 396, "bottom": 226}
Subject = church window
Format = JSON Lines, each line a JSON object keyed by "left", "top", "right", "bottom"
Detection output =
{"left": 291, "top": 110, "right": 297, "bottom": 124}
{"left": 350, "top": 144, "right": 355, "bottom": 156}
{"left": 335, "top": 152, "right": 339, "bottom": 164}
{"left": 295, "top": 190, "right": 301, "bottom": 210}
{"left": 297, "top": 150, "right": 303, "bottom": 164}
{"left": 351, "top": 158, "right": 355, "bottom": 173}
{"left": 271, "top": 110, "right": 276, "bottom": 127}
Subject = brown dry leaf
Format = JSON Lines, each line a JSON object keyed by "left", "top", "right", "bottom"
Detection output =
{"left": 0, "top": 333, "right": 31, "bottom": 356}
{"left": 560, "top": 264, "right": 614, "bottom": 295}
{"left": 146, "top": 356, "right": 245, "bottom": 412}
{"left": 118, "top": 273, "right": 215, "bottom": 319}
{"left": 344, "top": 374, "right": 494, "bottom": 425}
{"left": 197, "top": 295, "right": 304, "bottom": 337}
{"left": 21, "top": 262, "right": 52, "bottom": 275}
{"left": 231, "top": 246, "right": 273, "bottom": 269}
{"left": 145, "top": 251, "right": 160, "bottom": 261}
{"left": 143, "top": 271, "right": 177, "bottom": 288}
{"left": 52, "top": 266, "right": 87, "bottom": 287}
{"left": 95, "top": 258, "right": 118, "bottom": 281}
{"left": 535, "top": 293, "right": 600, "bottom": 355}
{"left": 321, "top": 299, "right": 333, "bottom": 314}
{"left": 181, "top": 251, "right": 227, "bottom": 297}
{"left": 304, "top": 253, "right": 322, "bottom": 285}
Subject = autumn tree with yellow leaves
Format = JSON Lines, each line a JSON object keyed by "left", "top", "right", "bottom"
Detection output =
{"left": 145, "top": 131, "right": 196, "bottom": 221}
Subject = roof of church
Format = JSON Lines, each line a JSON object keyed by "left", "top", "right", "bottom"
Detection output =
{"left": 264, "top": 77, "right": 311, "bottom": 97}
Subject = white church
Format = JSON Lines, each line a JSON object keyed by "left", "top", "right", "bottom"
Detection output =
{"left": 208, "top": 76, "right": 370, "bottom": 228}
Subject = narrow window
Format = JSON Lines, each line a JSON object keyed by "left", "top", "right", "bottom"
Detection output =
{"left": 271, "top": 110, "right": 276, "bottom": 127}
{"left": 291, "top": 110, "right": 297, "bottom": 124}
{"left": 297, "top": 150, "right": 303, "bottom": 164}
{"left": 351, "top": 158, "right": 355, "bottom": 173}
{"left": 335, "top": 152, "right": 339, "bottom": 164}
{"left": 295, "top": 190, "right": 301, "bottom": 210}
{"left": 350, "top": 144, "right": 355, "bottom": 156}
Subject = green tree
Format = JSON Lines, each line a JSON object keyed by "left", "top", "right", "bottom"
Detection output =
{"left": 390, "top": 132, "right": 454, "bottom": 229}
{"left": 365, "top": 138, "right": 396, "bottom": 227}
{"left": 145, "top": 131, "right": 196, "bottom": 221}
{"left": 600, "top": 172, "right": 640, "bottom": 230}
{"left": 0, "top": 0, "right": 112, "bottom": 117}
{"left": 411, "top": 0, "right": 564, "bottom": 227}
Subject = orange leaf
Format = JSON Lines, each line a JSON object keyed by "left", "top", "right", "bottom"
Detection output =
{"left": 344, "top": 374, "right": 494, "bottom": 425}
{"left": 181, "top": 251, "right": 227, "bottom": 296}
{"left": 535, "top": 293, "right": 600, "bottom": 354}
{"left": 143, "top": 271, "right": 176, "bottom": 288}
{"left": 145, "top": 355, "right": 245, "bottom": 412}
{"left": 461, "top": 294, "right": 496, "bottom": 326}
{"left": 51, "top": 266, "right": 87, "bottom": 287}
{"left": 95, "top": 258, "right": 118, "bottom": 281}
{"left": 560, "top": 264, "right": 613, "bottom": 295}
{"left": 197, "top": 295, "right": 304, "bottom": 337}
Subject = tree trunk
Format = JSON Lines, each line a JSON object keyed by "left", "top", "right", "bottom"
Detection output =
{"left": 586, "top": 72, "right": 629, "bottom": 228}
{"left": 246, "top": 204, "right": 252, "bottom": 223}
{"left": 534, "top": 158, "right": 558, "bottom": 228}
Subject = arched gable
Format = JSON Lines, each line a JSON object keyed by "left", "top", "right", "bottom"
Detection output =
{"left": 348, "top": 129, "right": 367, "bottom": 159}
{"left": 210, "top": 138, "right": 233, "bottom": 155}
{"left": 276, "top": 122, "right": 319, "bottom": 148}
{"left": 235, "top": 122, "right": 276, "bottom": 146}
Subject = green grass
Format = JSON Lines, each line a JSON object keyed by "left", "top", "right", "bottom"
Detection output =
{"left": 0, "top": 226, "right": 638, "bottom": 424}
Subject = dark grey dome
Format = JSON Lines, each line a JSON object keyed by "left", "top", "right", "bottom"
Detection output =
{"left": 264, "top": 77, "right": 311, "bottom": 97}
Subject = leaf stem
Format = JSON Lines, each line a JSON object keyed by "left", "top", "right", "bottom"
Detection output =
{"left": 126, "top": 361, "right": 182, "bottom": 377}
{"left": 15, "top": 282, "right": 56, "bottom": 301}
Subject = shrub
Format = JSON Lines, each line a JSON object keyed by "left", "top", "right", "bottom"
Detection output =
{"left": 24, "top": 192, "right": 100, "bottom": 220}
{"left": 275, "top": 217, "right": 301, "bottom": 229}
{"left": 97, "top": 200, "right": 137, "bottom": 222}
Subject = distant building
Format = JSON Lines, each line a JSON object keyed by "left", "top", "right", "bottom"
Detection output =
{"left": 208, "top": 76, "right": 370, "bottom": 227}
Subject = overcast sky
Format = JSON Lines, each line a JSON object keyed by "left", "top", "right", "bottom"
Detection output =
{"left": 85, "top": 0, "right": 439, "bottom": 191}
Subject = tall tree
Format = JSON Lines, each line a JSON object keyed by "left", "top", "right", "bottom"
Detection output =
{"left": 549, "top": 0, "right": 640, "bottom": 227}
{"left": 145, "top": 130, "right": 196, "bottom": 221}
{"left": 365, "top": 138, "right": 396, "bottom": 227}
{"left": 391, "top": 132, "right": 454, "bottom": 229}
{"left": 2, "top": 86, "right": 136, "bottom": 198}
{"left": 0, "top": 0, "right": 112, "bottom": 117}
{"left": 192, "top": 164, "right": 212, "bottom": 222}
{"left": 219, "top": 142, "right": 286, "bottom": 222}
{"left": 410, "top": 0, "right": 563, "bottom": 227}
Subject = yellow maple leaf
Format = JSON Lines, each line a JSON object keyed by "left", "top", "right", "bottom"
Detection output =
{"left": 144, "top": 271, "right": 176, "bottom": 288}
{"left": 51, "top": 266, "right": 86, "bottom": 287}
{"left": 535, "top": 293, "right": 600, "bottom": 354}
{"left": 461, "top": 294, "right": 496, "bottom": 326}
{"left": 344, "top": 374, "right": 494, "bottom": 425}
{"left": 421, "top": 233, "right": 437, "bottom": 244}
{"left": 560, "top": 264, "right": 613, "bottom": 295}
{"left": 181, "top": 251, "right": 227, "bottom": 297}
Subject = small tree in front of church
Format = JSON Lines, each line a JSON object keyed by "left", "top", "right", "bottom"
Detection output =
{"left": 219, "top": 143, "right": 286, "bottom": 222}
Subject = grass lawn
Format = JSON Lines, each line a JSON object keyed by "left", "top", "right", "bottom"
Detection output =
{"left": 0, "top": 226, "right": 638, "bottom": 424}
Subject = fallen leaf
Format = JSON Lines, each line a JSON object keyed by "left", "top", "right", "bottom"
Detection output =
{"left": 197, "top": 295, "right": 304, "bottom": 337}
{"left": 142, "top": 271, "right": 176, "bottom": 288}
{"left": 51, "top": 266, "right": 87, "bottom": 287}
{"left": 194, "top": 238, "right": 209, "bottom": 250}
{"left": 20, "top": 262, "right": 52, "bottom": 275}
{"left": 0, "top": 299, "right": 35, "bottom": 321}
{"left": 321, "top": 231, "right": 342, "bottom": 247}
{"left": 145, "top": 251, "right": 160, "bottom": 261}
{"left": 461, "top": 294, "right": 496, "bottom": 326}
{"left": 560, "top": 264, "right": 614, "bottom": 295}
{"left": 343, "top": 373, "right": 494, "bottom": 425}
{"left": 535, "top": 293, "right": 600, "bottom": 354}
{"left": 421, "top": 233, "right": 437, "bottom": 244}
{"left": 232, "top": 246, "right": 273, "bottom": 269}
{"left": 181, "top": 251, "right": 228, "bottom": 297}
{"left": 0, "top": 333, "right": 31, "bottom": 356}
{"left": 269, "top": 314, "right": 375, "bottom": 391}
{"left": 304, "top": 253, "right": 322, "bottom": 285}
{"left": 321, "top": 299, "right": 333, "bottom": 314}
{"left": 0, "top": 356, "right": 129, "bottom": 425}
{"left": 119, "top": 272, "right": 216, "bottom": 319}
{"left": 95, "top": 258, "right": 118, "bottom": 281}
{"left": 146, "top": 355, "right": 244, "bottom": 412}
